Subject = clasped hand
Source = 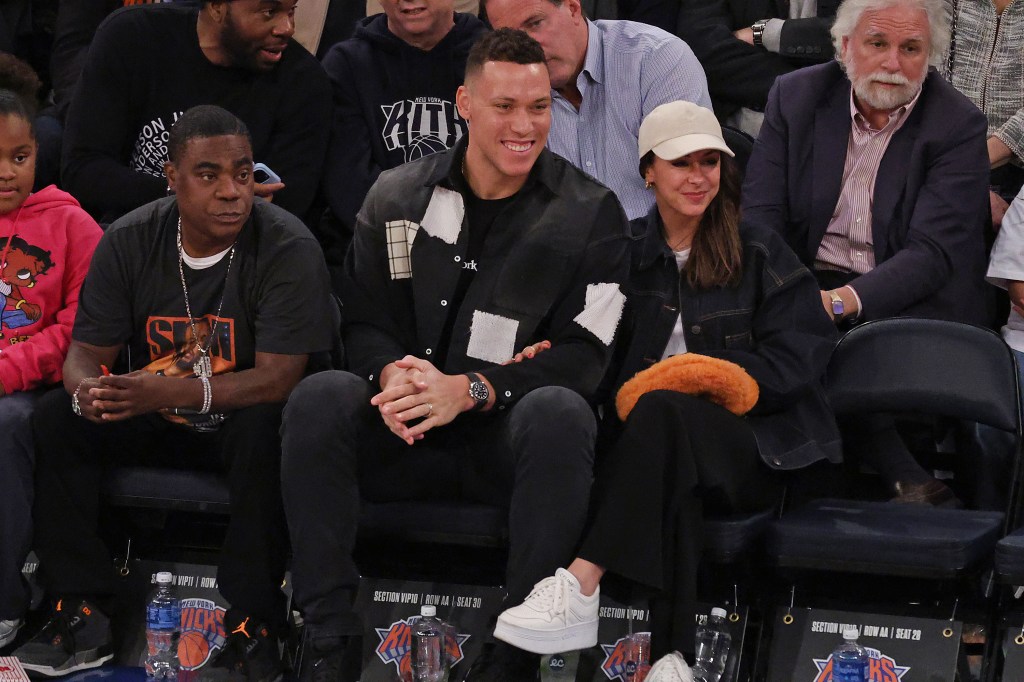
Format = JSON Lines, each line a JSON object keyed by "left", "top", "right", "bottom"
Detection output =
{"left": 371, "top": 356, "right": 469, "bottom": 445}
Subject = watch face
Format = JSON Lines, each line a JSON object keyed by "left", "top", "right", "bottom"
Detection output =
{"left": 469, "top": 381, "right": 489, "bottom": 403}
{"left": 832, "top": 299, "right": 844, "bottom": 316}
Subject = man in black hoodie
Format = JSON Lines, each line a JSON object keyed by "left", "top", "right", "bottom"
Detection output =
{"left": 320, "top": 0, "right": 486, "bottom": 252}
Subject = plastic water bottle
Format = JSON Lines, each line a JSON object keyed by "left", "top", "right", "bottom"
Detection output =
{"left": 831, "top": 626, "right": 868, "bottom": 682}
{"left": 144, "top": 572, "right": 181, "bottom": 678}
{"left": 692, "top": 607, "right": 731, "bottom": 682}
{"left": 410, "top": 605, "right": 449, "bottom": 682}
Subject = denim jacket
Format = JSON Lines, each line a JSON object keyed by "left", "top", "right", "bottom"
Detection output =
{"left": 603, "top": 208, "right": 842, "bottom": 470}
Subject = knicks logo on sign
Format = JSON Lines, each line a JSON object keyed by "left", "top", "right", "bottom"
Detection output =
{"left": 812, "top": 647, "right": 910, "bottom": 681}
{"left": 374, "top": 618, "right": 470, "bottom": 679}
{"left": 177, "top": 599, "right": 227, "bottom": 671}
{"left": 600, "top": 636, "right": 643, "bottom": 682}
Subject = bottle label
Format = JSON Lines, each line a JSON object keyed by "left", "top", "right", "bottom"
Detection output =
{"left": 147, "top": 604, "right": 181, "bottom": 630}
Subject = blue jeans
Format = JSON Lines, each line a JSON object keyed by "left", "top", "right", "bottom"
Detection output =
{"left": 0, "top": 388, "right": 44, "bottom": 618}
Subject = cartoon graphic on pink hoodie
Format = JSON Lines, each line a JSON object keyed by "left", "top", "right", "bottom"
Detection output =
{"left": 0, "top": 185, "right": 102, "bottom": 393}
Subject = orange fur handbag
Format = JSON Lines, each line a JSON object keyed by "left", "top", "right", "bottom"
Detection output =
{"left": 615, "top": 354, "right": 760, "bottom": 420}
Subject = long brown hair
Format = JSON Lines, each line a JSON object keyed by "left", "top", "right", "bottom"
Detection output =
{"left": 641, "top": 151, "right": 743, "bottom": 289}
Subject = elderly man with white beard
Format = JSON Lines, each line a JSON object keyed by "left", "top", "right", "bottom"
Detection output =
{"left": 739, "top": 0, "right": 992, "bottom": 506}
{"left": 742, "top": 0, "right": 990, "bottom": 327}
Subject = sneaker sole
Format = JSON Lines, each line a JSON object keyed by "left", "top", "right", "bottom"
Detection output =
{"left": 0, "top": 622, "right": 23, "bottom": 649}
{"left": 21, "top": 649, "right": 114, "bottom": 677}
{"left": 493, "top": 618, "right": 598, "bottom": 655}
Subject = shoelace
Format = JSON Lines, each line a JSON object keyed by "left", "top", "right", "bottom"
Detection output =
{"left": 525, "top": 575, "right": 567, "bottom": 617}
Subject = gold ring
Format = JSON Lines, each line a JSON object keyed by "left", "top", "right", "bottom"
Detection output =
{"left": 426, "top": 403, "right": 433, "bottom": 417}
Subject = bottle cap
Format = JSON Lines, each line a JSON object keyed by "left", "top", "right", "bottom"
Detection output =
{"left": 421, "top": 605, "right": 437, "bottom": 618}
{"left": 155, "top": 572, "right": 173, "bottom": 585}
{"left": 710, "top": 607, "right": 727, "bottom": 619}
{"left": 843, "top": 625, "right": 860, "bottom": 640}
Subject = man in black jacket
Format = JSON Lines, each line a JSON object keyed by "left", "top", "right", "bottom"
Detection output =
{"left": 61, "top": 0, "right": 331, "bottom": 224}
{"left": 677, "top": 0, "right": 837, "bottom": 136}
{"left": 281, "top": 29, "right": 630, "bottom": 681}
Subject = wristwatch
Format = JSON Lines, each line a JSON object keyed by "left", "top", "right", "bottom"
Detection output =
{"left": 828, "top": 290, "right": 845, "bottom": 320}
{"left": 751, "top": 19, "right": 769, "bottom": 47}
{"left": 465, "top": 372, "right": 489, "bottom": 411}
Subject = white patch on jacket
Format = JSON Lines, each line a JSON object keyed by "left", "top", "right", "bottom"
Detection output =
{"left": 467, "top": 311, "right": 519, "bottom": 364}
{"left": 573, "top": 283, "right": 626, "bottom": 346}
{"left": 420, "top": 187, "right": 464, "bottom": 245}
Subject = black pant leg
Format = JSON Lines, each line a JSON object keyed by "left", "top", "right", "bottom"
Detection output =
{"left": 578, "top": 391, "right": 775, "bottom": 659}
{"left": 215, "top": 402, "right": 290, "bottom": 634}
{"left": 31, "top": 390, "right": 174, "bottom": 598}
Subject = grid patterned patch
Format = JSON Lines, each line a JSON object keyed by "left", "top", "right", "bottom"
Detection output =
{"left": 385, "top": 219, "right": 419, "bottom": 280}
{"left": 573, "top": 283, "right": 626, "bottom": 346}
{"left": 467, "top": 311, "right": 519, "bottom": 364}
{"left": 420, "top": 186, "right": 464, "bottom": 245}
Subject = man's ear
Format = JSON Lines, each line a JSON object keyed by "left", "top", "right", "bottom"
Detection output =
{"left": 165, "top": 162, "right": 177, "bottom": 192}
{"left": 566, "top": 0, "right": 584, "bottom": 23}
{"left": 455, "top": 84, "right": 471, "bottom": 122}
{"left": 840, "top": 35, "right": 849, "bottom": 62}
{"left": 205, "top": 0, "right": 229, "bottom": 23}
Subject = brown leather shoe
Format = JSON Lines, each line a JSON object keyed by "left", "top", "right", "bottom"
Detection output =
{"left": 891, "top": 480, "right": 962, "bottom": 508}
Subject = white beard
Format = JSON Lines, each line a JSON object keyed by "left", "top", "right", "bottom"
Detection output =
{"left": 845, "top": 59, "right": 925, "bottom": 112}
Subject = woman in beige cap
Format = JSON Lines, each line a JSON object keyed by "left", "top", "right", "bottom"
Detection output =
{"left": 488, "top": 101, "right": 840, "bottom": 681}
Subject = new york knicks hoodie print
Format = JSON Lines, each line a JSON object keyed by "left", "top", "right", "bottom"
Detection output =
{"left": 322, "top": 11, "right": 488, "bottom": 231}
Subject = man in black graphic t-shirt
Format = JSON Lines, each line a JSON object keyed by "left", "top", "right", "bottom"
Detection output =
{"left": 61, "top": 0, "right": 331, "bottom": 223}
{"left": 17, "top": 107, "right": 335, "bottom": 680}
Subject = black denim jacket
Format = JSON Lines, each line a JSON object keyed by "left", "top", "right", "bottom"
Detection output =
{"left": 603, "top": 208, "right": 842, "bottom": 470}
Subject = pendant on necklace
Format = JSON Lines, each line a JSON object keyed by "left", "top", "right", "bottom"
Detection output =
{"left": 194, "top": 352, "right": 213, "bottom": 379}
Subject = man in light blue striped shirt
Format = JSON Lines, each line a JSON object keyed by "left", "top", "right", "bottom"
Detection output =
{"left": 484, "top": 0, "right": 712, "bottom": 220}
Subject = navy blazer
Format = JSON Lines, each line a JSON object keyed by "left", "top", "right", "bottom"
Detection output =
{"left": 742, "top": 62, "right": 992, "bottom": 325}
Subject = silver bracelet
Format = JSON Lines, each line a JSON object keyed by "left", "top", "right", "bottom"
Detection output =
{"left": 199, "top": 376, "right": 212, "bottom": 415}
{"left": 71, "top": 378, "right": 90, "bottom": 416}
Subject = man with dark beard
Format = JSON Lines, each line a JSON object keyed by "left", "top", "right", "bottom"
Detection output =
{"left": 61, "top": 0, "right": 331, "bottom": 224}
{"left": 741, "top": 0, "right": 991, "bottom": 506}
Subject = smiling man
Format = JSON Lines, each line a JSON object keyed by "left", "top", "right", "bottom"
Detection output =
{"left": 280, "top": 29, "right": 629, "bottom": 681}
{"left": 15, "top": 106, "right": 335, "bottom": 680}
{"left": 61, "top": 0, "right": 331, "bottom": 224}
{"left": 741, "top": 0, "right": 991, "bottom": 505}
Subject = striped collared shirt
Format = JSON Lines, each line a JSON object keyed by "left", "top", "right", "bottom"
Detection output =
{"left": 815, "top": 87, "right": 921, "bottom": 277}
{"left": 547, "top": 19, "right": 712, "bottom": 221}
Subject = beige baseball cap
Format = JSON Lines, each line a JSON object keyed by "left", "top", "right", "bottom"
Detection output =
{"left": 638, "top": 101, "right": 734, "bottom": 169}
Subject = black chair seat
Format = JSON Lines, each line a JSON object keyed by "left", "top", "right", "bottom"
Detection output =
{"left": 769, "top": 499, "right": 1004, "bottom": 578}
{"left": 996, "top": 528, "right": 1024, "bottom": 583}
{"left": 104, "top": 467, "right": 231, "bottom": 513}
{"left": 703, "top": 510, "right": 775, "bottom": 564}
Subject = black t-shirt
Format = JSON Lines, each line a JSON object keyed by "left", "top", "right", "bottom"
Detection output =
{"left": 73, "top": 196, "right": 337, "bottom": 428}
{"left": 434, "top": 171, "right": 518, "bottom": 368}
{"left": 61, "top": 3, "right": 332, "bottom": 222}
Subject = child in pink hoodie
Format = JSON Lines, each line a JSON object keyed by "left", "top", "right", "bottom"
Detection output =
{"left": 0, "top": 89, "right": 102, "bottom": 647}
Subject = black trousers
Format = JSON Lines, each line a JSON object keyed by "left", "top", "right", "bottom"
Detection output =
{"left": 280, "top": 371, "right": 597, "bottom": 637}
{"left": 31, "top": 389, "right": 290, "bottom": 632}
{"left": 578, "top": 391, "right": 781, "bottom": 660}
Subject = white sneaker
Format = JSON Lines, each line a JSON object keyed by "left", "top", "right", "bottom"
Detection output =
{"left": 0, "top": 618, "right": 23, "bottom": 648}
{"left": 646, "top": 652, "right": 695, "bottom": 682}
{"left": 493, "top": 568, "right": 599, "bottom": 654}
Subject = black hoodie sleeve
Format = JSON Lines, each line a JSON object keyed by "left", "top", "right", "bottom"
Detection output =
{"left": 61, "top": 9, "right": 168, "bottom": 220}
{"left": 322, "top": 42, "right": 382, "bottom": 234}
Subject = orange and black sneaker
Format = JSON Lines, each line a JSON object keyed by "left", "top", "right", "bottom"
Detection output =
{"left": 197, "top": 612, "right": 283, "bottom": 682}
{"left": 13, "top": 599, "right": 113, "bottom": 676}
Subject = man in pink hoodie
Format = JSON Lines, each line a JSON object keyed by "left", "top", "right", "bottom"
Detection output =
{"left": 0, "top": 89, "right": 102, "bottom": 650}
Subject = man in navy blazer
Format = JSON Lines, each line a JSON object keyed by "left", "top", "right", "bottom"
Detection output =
{"left": 742, "top": 0, "right": 991, "bottom": 328}
{"left": 677, "top": 0, "right": 838, "bottom": 134}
